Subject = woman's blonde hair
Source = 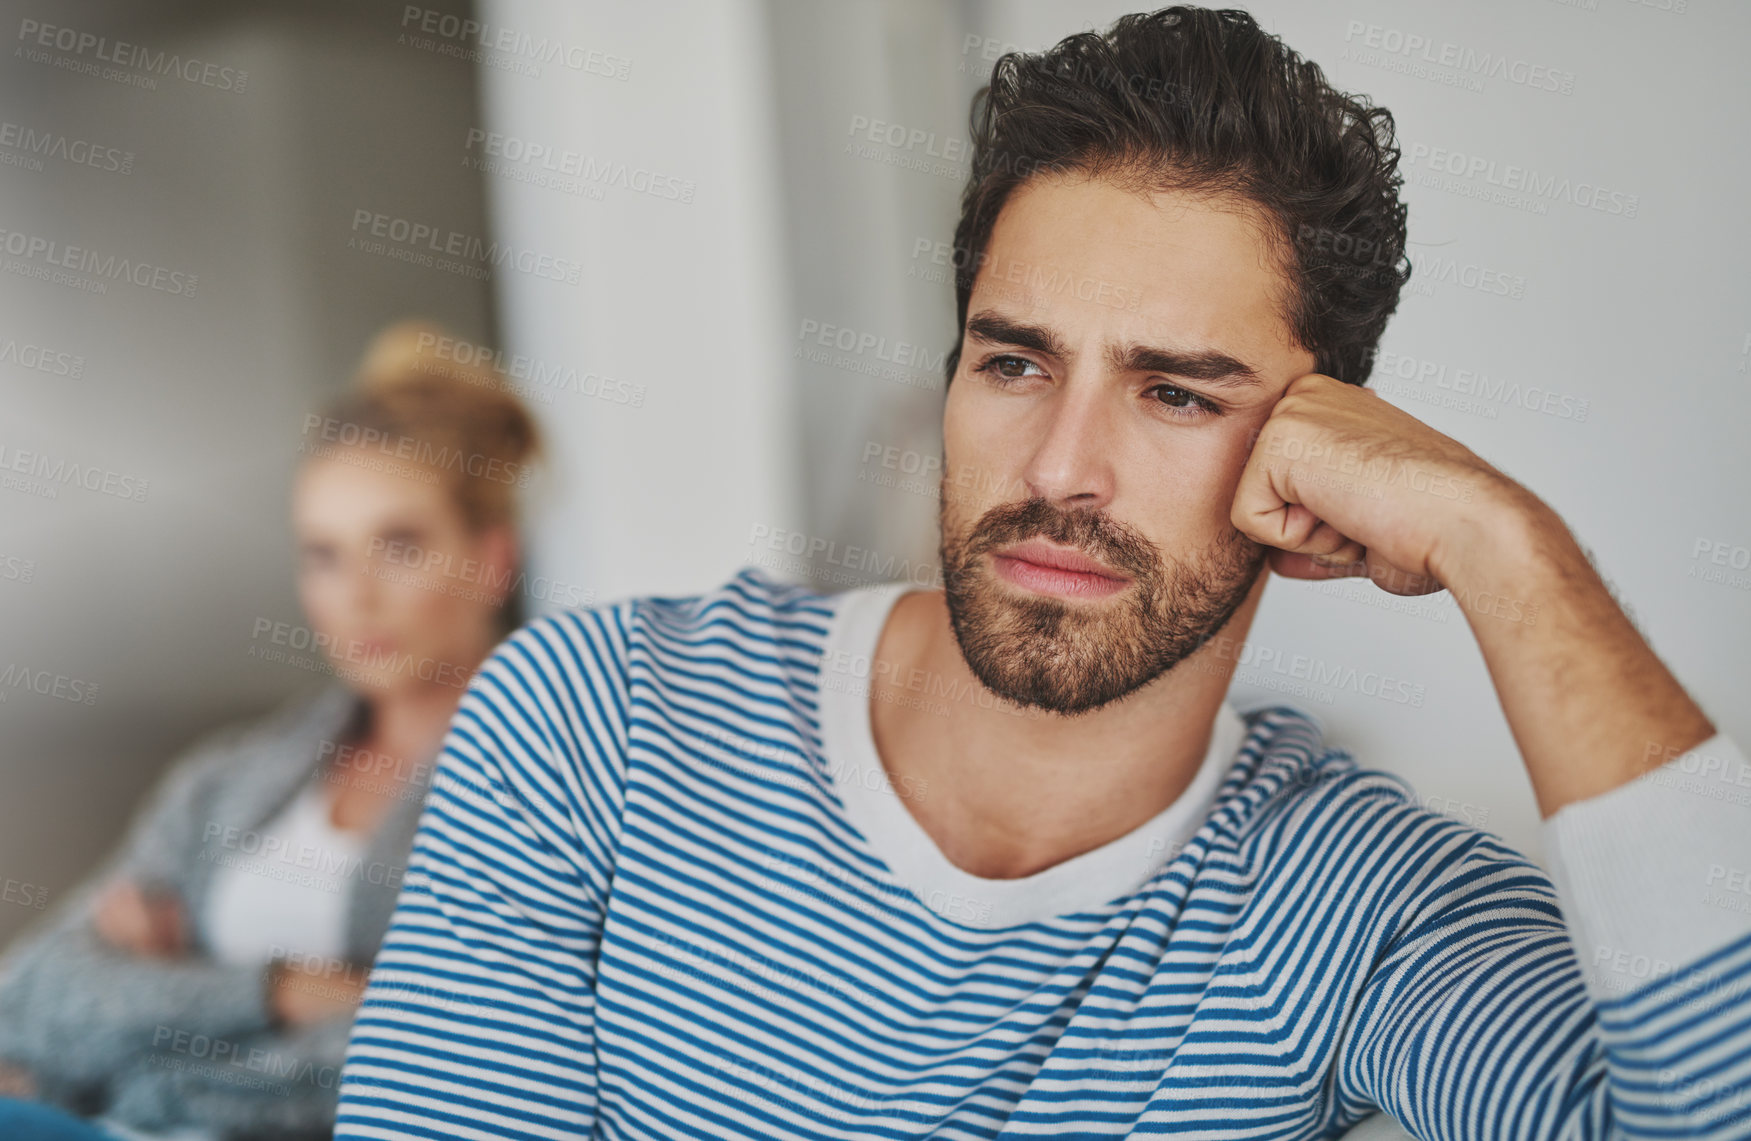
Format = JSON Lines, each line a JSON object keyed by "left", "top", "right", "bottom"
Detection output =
{"left": 308, "top": 319, "right": 542, "bottom": 630}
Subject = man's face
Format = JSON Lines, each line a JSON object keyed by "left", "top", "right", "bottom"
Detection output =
{"left": 939, "top": 171, "right": 1317, "bottom": 717}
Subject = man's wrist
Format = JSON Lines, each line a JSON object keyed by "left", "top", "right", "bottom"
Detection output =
{"left": 1427, "top": 465, "right": 1718, "bottom": 814}
{"left": 1432, "top": 467, "right": 1569, "bottom": 618}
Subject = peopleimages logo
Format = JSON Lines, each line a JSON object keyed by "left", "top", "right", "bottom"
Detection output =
{"left": 247, "top": 618, "right": 478, "bottom": 691}
{"left": 0, "top": 225, "right": 197, "bottom": 297}
{"left": 1193, "top": 635, "right": 1428, "bottom": 707}
{"left": 412, "top": 331, "right": 647, "bottom": 409}
{"left": 462, "top": 129, "right": 695, "bottom": 203}
{"left": 0, "top": 441, "right": 150, "bottom": 502}
{"left": 0, "top": 335, "right": 84, "bottom": 378}
{"left": 1363, "top": 348, "right": 1591, "bottom": 423}
{"left": 300, "top": 414, "right": 533, "bottom": 488}
{"left": 348, "top": 208, "right": 584, "bottom": 286}
{"left": 15, "top": 19, "right": 248, "bottom": 92}
{"left": 0, "top": 664, "right": 98, "bottom": 705}
{"left": 0, "top": 120, "right": 133, "bottom": 174}
{"left": 1403, "top": 142, "right": 1638, "bottom": 218}
{"left": 398, "top": 6, "right": 631, "bottom": 80}
{"left": 1340, "top": 21, "right": 1576, "bottom": 95}
{"left": 198, "top": 821, "right": 408, "bottom": 889}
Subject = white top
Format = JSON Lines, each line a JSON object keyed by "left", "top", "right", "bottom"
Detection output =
{"left": 816, "top": 579, "right": 1248, "bottom": 929}
{"left": 201, "top": 778, "right": 367, "bottom": 967}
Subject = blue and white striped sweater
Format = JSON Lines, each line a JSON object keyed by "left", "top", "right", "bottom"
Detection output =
{"left": 335, "top": 566, "right": 1751, "bottom": 1139}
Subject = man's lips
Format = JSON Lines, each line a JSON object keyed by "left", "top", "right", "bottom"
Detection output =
{"left": 993, "top": 538, "right": 1127, "bottom": 578}
{"left": 989, "top": 539, "right": 1132, "bottom": 599}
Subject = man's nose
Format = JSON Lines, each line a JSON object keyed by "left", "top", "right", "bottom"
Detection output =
{"left": 1021, "top": 382, "right": 1117, "bottom": 510}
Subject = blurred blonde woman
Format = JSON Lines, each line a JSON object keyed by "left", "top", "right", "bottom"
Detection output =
{"left": 0, "top": 321, "right": 541, "bottom": 1141}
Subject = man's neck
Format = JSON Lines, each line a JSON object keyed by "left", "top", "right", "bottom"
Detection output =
{"left": 867, "top": 580, "right": 1264, "bottom": 879}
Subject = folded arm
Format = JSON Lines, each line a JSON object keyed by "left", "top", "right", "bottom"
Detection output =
{"left": 0, "top": 731, "right": 277, "bottom": 1086}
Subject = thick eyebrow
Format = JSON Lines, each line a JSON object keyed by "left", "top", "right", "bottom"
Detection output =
{"left": 966, "top": 312, "right": 1071, "bottom": 359}
{"left": 965, "top": 310, "right": 1263, "bottom": 389}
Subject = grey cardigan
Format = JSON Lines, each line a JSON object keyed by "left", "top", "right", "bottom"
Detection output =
{"left": 0, "top": 682, "right": 429, "bottom": 1140}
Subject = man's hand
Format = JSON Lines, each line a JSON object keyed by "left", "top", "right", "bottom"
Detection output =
{"left": 1232, "top": 371, "right": 1716, "bottom": 817}
{"left": 1231, "top": 371, "right": 1511, "bottom": 597}
{"left": 92, "top": 878, "right": 188, "bottom": 959}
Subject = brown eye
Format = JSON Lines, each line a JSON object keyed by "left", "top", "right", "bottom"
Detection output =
{"left": 988, "top": 355, "right": 1039, "bottom": 380}
{"left": 1146, "top": 383, "right": 1220, "bottom": 419}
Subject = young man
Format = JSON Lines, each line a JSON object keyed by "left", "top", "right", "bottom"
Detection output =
{"left": 334, "top": 7, "right": 1750, "bottom": 1138}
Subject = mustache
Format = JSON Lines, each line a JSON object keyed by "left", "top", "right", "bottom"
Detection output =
{"left": 966, "top": 497, "right": 1158, "bottom": 581}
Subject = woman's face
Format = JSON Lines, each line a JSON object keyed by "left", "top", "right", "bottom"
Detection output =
{"left": 291, "top": 449, "right": 516, "bottom": 698}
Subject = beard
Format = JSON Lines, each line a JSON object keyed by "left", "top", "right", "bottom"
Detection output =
{"left": 938, "top": 485, "right": 1265, "bottom": 718}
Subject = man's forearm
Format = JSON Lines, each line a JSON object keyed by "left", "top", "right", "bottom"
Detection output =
{"left": 1439, "top": 474, "right": 1716, "bottom": 818}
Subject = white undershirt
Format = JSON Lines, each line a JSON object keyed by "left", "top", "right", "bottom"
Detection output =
{"left": 201, "top": 778, "right": 366, "bottom": 966}
{"left": 817, "top": 580, "right": 1248, "bottom": 929}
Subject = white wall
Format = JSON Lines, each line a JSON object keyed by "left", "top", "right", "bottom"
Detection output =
{"left": 475, "top": 0, "right": 803, "bottom": 606}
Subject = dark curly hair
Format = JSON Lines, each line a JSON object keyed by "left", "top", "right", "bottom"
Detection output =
{"left": 945, "top": 5, "right": 1410, "bottom": 388}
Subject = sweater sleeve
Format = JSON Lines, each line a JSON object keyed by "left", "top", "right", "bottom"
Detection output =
{"left": 0, "top": 726, "right": 278, "bottom": 1089}
{"left": 1541, "top": 730, "right": 1751, "bottom": 1133}
{"left": 334, "top": 604, "right": 633, "bottom": 1141}
{"left": 1335, "top": 736, "right": 1751, "bottom": 1139}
